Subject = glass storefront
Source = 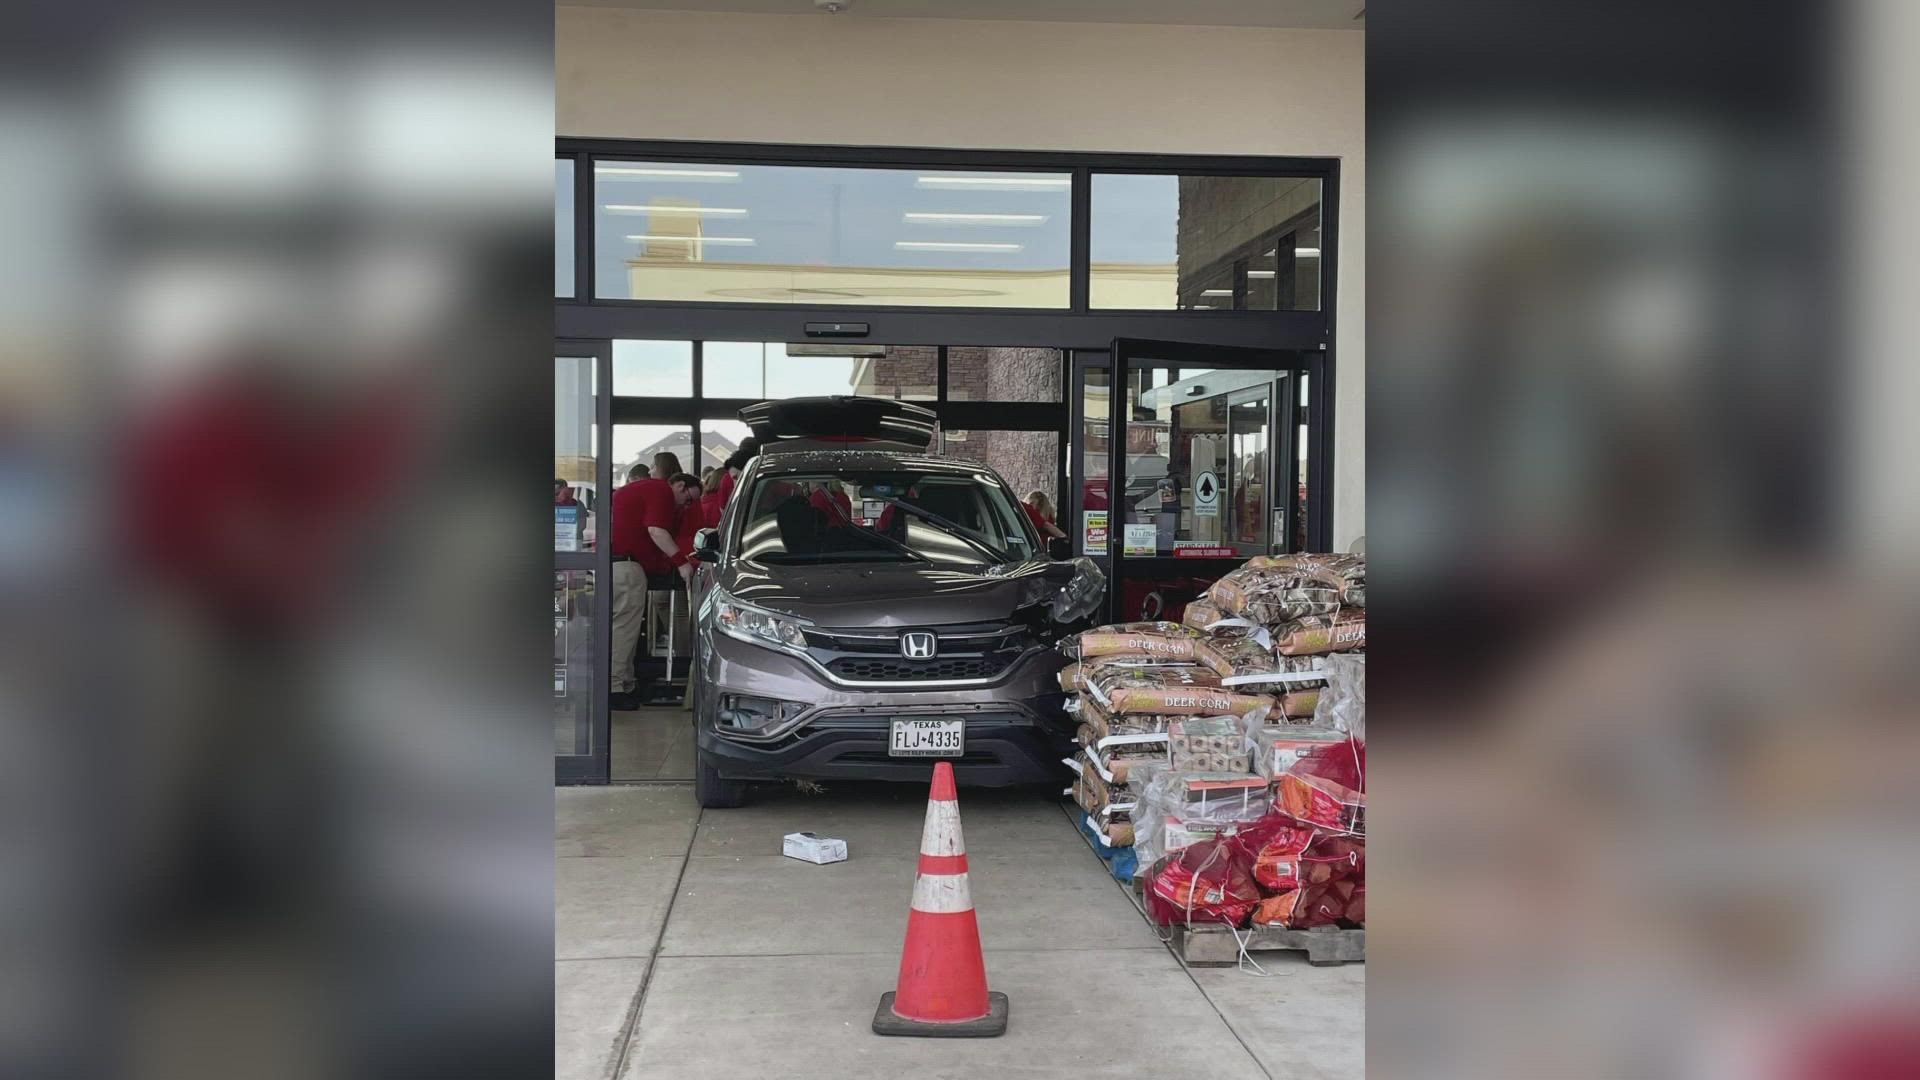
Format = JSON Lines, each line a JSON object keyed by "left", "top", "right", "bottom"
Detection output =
{"left": 555, "top": 144, "right": 1337, "bottom": 783}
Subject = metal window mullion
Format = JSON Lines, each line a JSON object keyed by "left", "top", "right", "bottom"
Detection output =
{"left": 576, "top": 152, "right": 594, "bottom": 303}
{"left": 591, "top": 338, "right": 614, "bottom": 780}
{"left": 1070, "top": 167, "right": 1091, "bottom": 313}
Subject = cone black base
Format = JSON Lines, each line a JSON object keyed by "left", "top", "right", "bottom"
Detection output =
{"left": 871, "top": 991, "right": 1009, "bottom": 1038}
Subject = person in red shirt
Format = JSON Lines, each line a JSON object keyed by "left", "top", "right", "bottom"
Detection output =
{"left": 1022, "top": 490, "right": 1066, "bottom": 541}
{"left": 669, "top": 472, "right": 706, "bottom": 557}
{"left": 716, "top": 437, "right": 761, "bottom": 506}
{"left": 699, "top": 468, "right": 727, "bottom": 531}
{"left": 609, "top": 454, "right": 688, "bottom": 709}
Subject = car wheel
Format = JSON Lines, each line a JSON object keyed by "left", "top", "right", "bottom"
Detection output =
{"left": 695, "top": 744, "right": 750, "bottom": 809}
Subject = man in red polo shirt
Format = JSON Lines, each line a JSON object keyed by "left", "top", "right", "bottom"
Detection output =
{"left": 669, "top": 472, "right": 706, "bottom": 560}
{"left": 609, "top": 457, "right": 687, "bottom": 710}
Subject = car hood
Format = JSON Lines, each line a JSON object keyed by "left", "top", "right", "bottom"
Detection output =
{"left": 720, "top": 559, "right": 1061, "bottom": 628}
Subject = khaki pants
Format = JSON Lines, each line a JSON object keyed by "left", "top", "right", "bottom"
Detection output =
{"left": 609, "top": 560, "right": 647, "bottom": 694}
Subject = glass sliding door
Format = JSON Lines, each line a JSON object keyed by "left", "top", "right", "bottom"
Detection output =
{"left": 1102, "top": 339, "right": 1320, "bottom": 624}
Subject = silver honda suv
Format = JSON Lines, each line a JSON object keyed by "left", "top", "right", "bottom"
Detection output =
{"left": 686, "top": 398, "right": 1103, "bottom": 808}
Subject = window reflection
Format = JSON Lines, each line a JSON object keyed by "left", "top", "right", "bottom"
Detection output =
{"left": 1090, "top": 174, "right": 1322, "bottom": 311}
{"left": 702, "top": 342, "right": 936, "bottom": 400}
{"left": 593, "top": 163, "right": 1070, "bottom": 307}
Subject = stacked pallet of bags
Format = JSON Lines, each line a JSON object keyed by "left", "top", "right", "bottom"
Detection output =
{"left": 1057, "top": 621, "right": 1276, "bottom": 850}
{"left": 1126, "top": 553, "right": 1367, "bottom": 930}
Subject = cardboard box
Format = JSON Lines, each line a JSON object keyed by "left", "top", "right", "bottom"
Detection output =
{"left": 782, "top": 832, "right": 849, "bottom": 864}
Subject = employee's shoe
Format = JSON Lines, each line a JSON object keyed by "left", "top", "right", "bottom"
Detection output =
{"left": 608, "top": 690, "right": 642, "bottom": 712}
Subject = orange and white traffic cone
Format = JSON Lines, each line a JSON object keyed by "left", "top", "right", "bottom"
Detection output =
{"left": 872, "top": 761, "right": 1009, "bottom": 1037}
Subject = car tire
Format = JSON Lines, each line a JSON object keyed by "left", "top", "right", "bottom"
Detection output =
{"left": 695, "top": 744, "right": 750, "bottom": 809}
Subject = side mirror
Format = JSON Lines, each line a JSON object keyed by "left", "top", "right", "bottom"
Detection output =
{"left": 1047, "top": 537, "right": 1073, "bottom": 561}
{"left": 692, "top": 528, "right": 721, "bottom": 563}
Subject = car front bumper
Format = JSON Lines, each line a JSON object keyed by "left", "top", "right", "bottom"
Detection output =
{"left": 695, "top": 628, "right": 1072, "bottom": 787}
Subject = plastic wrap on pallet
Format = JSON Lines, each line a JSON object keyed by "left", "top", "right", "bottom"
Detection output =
{"left": 1130, "top": 769, "right": 1271, "bottom": 868}
{"left": 1310, "top": 652, "right": 1366, "bottom": 737}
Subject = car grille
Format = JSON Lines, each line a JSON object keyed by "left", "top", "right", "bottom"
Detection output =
{"left": 825, "top": 655, "right": 1015, "bottom": 681}
{"left": 804, "top": 622, "right": 1031, "bottom": 684}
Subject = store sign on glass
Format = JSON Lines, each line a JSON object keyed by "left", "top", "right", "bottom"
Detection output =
{"left": 1082, "top": 510, "right": 1109, "bottom": 555}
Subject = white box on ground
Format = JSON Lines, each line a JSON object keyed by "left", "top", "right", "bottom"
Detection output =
{"left": 782, "top": 832, "right": 849, "bottom": 864}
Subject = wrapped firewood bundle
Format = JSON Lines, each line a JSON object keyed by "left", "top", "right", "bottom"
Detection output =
{"left": 1245, "top": 723, "right": 1349, "bottom": 780}
{"left": 1131, "top": 770, "right": 1271, "bottom": 867}
{"left": 1270, "top": 610, "right": 1367, "bottom": 656}
{"left": 1059, "top": 621, "right": 1203, "bottom": 662}
{"left": 1166, "top": 717, "right": 1250, "bottom": 774}
{"left": 1242, "top": 552, "right": 1366, "bottom": 607}
{"left": 1084, "top": 664, "right": 1275, "bottom": 721}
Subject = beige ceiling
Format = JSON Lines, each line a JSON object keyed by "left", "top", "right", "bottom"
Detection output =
{"left": 558, "top": 0, "right": 1365, "bottom": 30}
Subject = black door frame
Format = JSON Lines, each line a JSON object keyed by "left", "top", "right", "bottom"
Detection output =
{"left": 1099, "top": 338, "right": 1329, "bottom": 624}
{"left": 555, "top": 338, "right": 614, "bottom": 784}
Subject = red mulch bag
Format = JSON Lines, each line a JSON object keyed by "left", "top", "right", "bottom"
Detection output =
{"left": 1251, "top": 881, "right": 1353, "bottom": 929}
{"left": 1277, "top": 737, "right": 1366, "bottom": 836}
{"left": 1144, "top": 838, "right": 1262, "bottom": 927}
{"left": 1303, "top": 880, "right": 1353, "bottom": 925}
{"left": 1302, "top": 834, "right": 1365, "bottom": 886}
{"left": 1224, "top": 815, "right": 1317, "bottom": 893}
{"left": 1345, "top": 881, "right": 1366, "bottom": 926}
{"left": 1250, "top": 890, "right": 1301, "bottom": 926}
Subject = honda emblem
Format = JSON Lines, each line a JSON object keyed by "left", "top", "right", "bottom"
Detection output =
{"left": 899, "top": 631, "right": 937, "bottom": 660}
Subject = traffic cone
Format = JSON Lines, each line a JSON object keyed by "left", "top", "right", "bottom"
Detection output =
{"left": 872, "top": 761, "right": 1010, "bottom": 1037}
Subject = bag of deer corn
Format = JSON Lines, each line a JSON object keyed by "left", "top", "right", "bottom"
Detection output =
{"left": 1242, "top": 553, "right": 1366, "bottom": 600}
{"left": 1181, "top": 599, "right": 1220, "bottom": 631}
{"left": 1080, "top": 695, "right": 1177, "bottom": 742}
{"left": 1205, "top": 566, "right": 1343, "bottom": 626}
{"left": 1271, "top": 611, "right": 1366, "bottom": 656}
{"left": 1084, "top": 664, "right": 1275, "bottom": 721}
{"left": 1060, "top": 621, "right": 1203, "bottom": 662}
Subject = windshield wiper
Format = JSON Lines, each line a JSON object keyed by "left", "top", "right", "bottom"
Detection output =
{"left": 867, "top": 496, "right": 1005, "bottom": 562}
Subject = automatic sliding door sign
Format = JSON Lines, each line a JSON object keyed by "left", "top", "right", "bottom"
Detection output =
{"left": 1193, "top": 470, "right": 1220, "bottom": 518}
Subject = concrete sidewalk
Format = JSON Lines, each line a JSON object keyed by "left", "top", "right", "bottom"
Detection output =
{"left": 558, "top": 779, "right": 1363, "bottom": 1080}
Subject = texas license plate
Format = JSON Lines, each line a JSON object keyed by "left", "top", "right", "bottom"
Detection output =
{"left": 889, "top": 719, "right": 964, "bottom": 757}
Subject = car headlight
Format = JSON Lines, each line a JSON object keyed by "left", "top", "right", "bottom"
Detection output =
{"left": 712, "top": 589, "right": 812, "bottom": 652}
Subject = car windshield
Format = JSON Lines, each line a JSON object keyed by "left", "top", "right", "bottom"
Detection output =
{"left": 736, "top": 467, "right": 1036, "bottom": 566}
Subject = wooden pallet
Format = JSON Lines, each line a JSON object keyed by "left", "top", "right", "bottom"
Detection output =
{"left": 1167, "top": 923, "right": 1364, "bottom": 967}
